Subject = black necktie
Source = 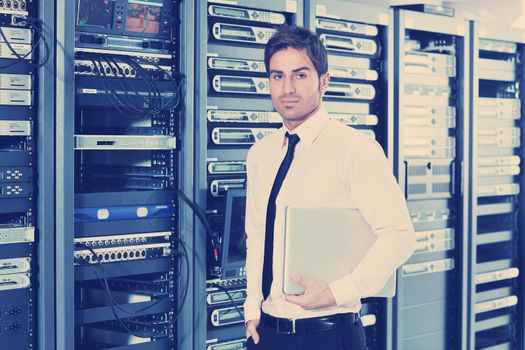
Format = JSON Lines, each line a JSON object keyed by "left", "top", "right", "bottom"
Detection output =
{"left": 262, "top": 132, "right": 301, "bottom": 300}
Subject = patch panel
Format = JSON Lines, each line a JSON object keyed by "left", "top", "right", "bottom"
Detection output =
{"left": 74, "top": 59, "right": 172, "bottom": 80}
{"left": 74, "top": 242, "right": 172, "bottom": 265}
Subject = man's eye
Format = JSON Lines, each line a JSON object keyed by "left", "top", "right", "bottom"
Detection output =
{"left": 272, "top": 74, "right": 283, "bottom": 80}
{"left": 296, "top": 73, "right": 307, "bottom": 79}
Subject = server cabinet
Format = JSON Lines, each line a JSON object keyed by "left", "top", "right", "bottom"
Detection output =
{"left": 312, "top": 1, "right": 392, "bottom": 349}
{"left": 55, "top": 0, "right": 193, "bottom": 349}
{"left": 468, "top": 21, "right": 525, "bottom": 350}
{"left": 393, "top": 9, "right": 469, "bottom": 350}
{"left": 194, "top": 1, "right": 303, "bottom": 349}
{"left": 0, "top": 0, "right": 55, "bottom": 348}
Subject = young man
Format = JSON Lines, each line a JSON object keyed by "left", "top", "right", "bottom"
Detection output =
{"left": 243, "top": 25, "right": 416, "bottom": 350}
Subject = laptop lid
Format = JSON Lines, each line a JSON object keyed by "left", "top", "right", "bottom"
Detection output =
{"left": 282, "top": 206, "right": 396, "bottom": 297}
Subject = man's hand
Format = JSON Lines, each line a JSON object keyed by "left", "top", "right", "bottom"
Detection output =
{"left": 285, "top": 273, "right": 337, "bottom": 309}
{"left": 246, "top": 319, "right": 260, "bottom": 344}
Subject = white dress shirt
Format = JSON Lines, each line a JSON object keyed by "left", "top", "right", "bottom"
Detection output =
{"left": 243, "top": 105, "right": 416, "bottom": 322}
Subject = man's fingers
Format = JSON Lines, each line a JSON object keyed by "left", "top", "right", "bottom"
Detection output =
{"left": 285, "top": 294, "right": 306, "bottom": 307}
{"left": 246, "top": 323, "right": 260, "bottom": 344}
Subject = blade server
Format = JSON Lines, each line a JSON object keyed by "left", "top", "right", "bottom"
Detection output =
{"left": 469, "top": 22, "right": 525, "bottom": 350}
{"left": 71, "top": 0, "right": 185, "bottom": 348}
{"left": 199, "top": 1, "right": 299, "bottom": 347}
{"left": 393, "top": 9, "right": 468, "bottom": 350}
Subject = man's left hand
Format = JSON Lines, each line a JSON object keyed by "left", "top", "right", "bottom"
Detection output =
{"left": 285, "top": 273, "right": 337, "bottom": 310}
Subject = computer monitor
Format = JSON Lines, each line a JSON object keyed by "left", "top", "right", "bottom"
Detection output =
{"left": 220, "top": 189, "right": 247, "bottom": 280}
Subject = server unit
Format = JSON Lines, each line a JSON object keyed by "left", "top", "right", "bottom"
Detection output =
{"left": 468, "top": 22, "right": 525, "bottom": 350}
{"left": 393, "top": 8, "right": 469, "bottom": 350}
{"left": 195, "top": 1, "right": 303, "bottom": 348}
{"left": 71, "top": 0, "right": 186, "bottom": 348}
{"left": 313, "top": 1, "right": 391, "bottom": 349}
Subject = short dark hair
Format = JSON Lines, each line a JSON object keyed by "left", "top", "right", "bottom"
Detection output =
{"left": 264, "top": 25, "right": 328, "bottom": 77}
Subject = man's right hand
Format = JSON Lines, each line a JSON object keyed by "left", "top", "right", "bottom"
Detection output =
{"left": 246, "top": 319, "right": 260, "bottom": 344}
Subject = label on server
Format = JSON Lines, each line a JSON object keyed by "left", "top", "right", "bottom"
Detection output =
{"left": 478, "top": 155, "right": 521, "bottom": 167}
{"left": 320, "top": 34, "right": 378, "bottom": 56}
{"left": 478, "top": 98, "right": 521, "bottom": 119}
{"left": 74, "top": 135, "right": 177, "bottom": 150}
{"left": 414, "top": 238, "right": 454, "bottom": 254}
{"left": 404, "top": 136, "right": 456, "bottom": 158}
{"left": 478, "top": 127, "right": 520, "bottom": 148}
{"left": 208, "top": 57, "right": 266, "bottom": 73}
{"left": 211, "top": 306, "right": 245, "bottom": 327}
{"left": 212, "top": 75, "right": 269, "bottom": 95}
{"left": 477, "top": 183, "right": 520, "bottom": 197}
{"left": 475, "top": 295, "right": 518, "bottom": 314}
{"left": 0, "top": 257, "right": 31, "bottom": 275}
{"left": 0, "top": 43, "right": 33, "bottom": 60}
{"left": 212, "top": 23, "right": 276, "bottom": 45}
{"left": 476, "top": 267, "right": 519, "bottom": 285}
{"left": 405, "top": 105, "right": 456, "bottom": 117}
{"left": 0, "top": 89, "right": 31, "bottom": 106}
{"left": 316, "top": 18, "right": 378, "bottom": 37}
{"left": 208, "top": 161, "right": 247, "bottom": 175}
{"left": 404, "top": 51, "right": 456, "bottom": 77}
{"left": 210, "top": 179, "right": 246, "bottom": 197}
{"left": 326, "top": 82, "right": 376, "bottom": 100}
{"left": 479, "top": 39, "right": 517, "bottom": 54}
{"left": 0, "top": 273, "right": 30, "bottom": 291}
{"left": 0, "top": 121, "right": 31, "bottom": 136}
{"left": 208, "top": 5, "right": 286, "bottom": 24}
{"left": 207, "top": 109, "right": 281, "bottom": 123}
{"left": 478, "top": 165, "right": 520, "bottom": 177}
{"left": 329, "top": 113, "right": 378, "bottom": 126}
{"left": 0, "top": 27, "right": 32, "bottom": 45}
{"left": 328, "top": 66, "right": 378, "bottom": 81}
{"left": 211, "top": 127, "right": 276, "bottom": 145}
{"left": 404, "top": 114, "right": 455, "bottom": 129}
{"left": 0, "top": 226, "right": 34, "bottom": 244}
{"left": 0, "top": 74, "right": 32, "bottom": 90}
{"left": 402, "top": 258, "right": 455, "bottom": 277}
{"left": 415, "top": 228, "right": 454, "bottom": 242}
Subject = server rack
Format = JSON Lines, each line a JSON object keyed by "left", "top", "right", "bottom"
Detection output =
{"left": 56, "top": 0, "right": 195, "bottom": 349}
{"left": 393, "top": 9, "right": 470, "bottom": 350}
{"left": 311, "top": 1, "right": 392, "bottom": 349}
{"left": 0, "top": 0, "right": 55, "bottom": 348}
{"left": 468, "top": 21, "right": 525, "bottom": 350}
{"left": 194, "top": 1, "right": 303, "bottom": 349}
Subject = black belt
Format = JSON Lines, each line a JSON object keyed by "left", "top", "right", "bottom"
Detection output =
{"left": 261, "top": 312, "right": 359, "bottom": 334}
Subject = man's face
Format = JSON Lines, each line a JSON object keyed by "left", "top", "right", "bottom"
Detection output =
{"left": 268, "top": 47, "right": 329, "bottom": 130}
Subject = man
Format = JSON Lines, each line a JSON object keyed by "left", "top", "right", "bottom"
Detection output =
{"left": 243, "top": 25, "right": 416, "bottom": 350}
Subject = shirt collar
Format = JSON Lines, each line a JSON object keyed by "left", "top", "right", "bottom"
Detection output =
{"left": 277, "top": 105, "right": 329, "bottom": 148}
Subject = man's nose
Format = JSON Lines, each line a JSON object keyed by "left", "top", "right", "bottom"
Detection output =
{"left": 283, "top": 76, "right": 296, "bottom": 95}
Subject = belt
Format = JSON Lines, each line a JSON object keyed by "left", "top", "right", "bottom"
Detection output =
{"left": 261, "top": 312, "right": 359, "bottom": 334}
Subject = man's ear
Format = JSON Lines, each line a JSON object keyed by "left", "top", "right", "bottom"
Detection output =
{"left": 319, "top": 72, "right": 330, "bottom": 95}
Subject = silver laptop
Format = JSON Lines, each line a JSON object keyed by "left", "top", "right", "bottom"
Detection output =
{"left": 282, "top": 206, "right": 396, "bottom": 297}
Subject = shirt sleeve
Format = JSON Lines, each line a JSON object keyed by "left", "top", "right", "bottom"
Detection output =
{"left": 243, "top": 147, "right": 265, "bottom": 322}
{"left": 328, "top": 135, "right": 417, "bottom": 306}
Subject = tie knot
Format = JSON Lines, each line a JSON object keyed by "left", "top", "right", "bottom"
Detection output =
{"left": 286, "top": 132, "right": 300, "bottom": 149}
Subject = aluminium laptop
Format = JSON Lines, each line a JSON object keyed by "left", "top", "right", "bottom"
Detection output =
{"left": 282, "top": 206, "right": 396, "bottom": 297}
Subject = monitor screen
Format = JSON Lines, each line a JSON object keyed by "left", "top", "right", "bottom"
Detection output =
{"left": 221, "top": 189, "right": 247, "bottom": 279}
{"left": 126, "top": 0, "right": 163, "bottom": 34}
{"left": 77, "top": 0, "right": 114, "bottom": 29}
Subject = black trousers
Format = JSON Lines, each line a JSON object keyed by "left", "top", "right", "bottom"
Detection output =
{"left": 246, "top": 318, "right": 367, "bottom": 350}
